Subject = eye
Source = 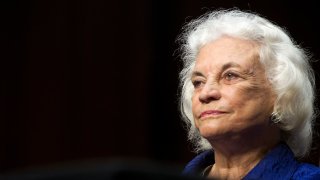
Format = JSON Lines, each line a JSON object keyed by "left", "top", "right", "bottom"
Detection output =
{"left": 223, "top": 72, "right": 239, "bottom": 81}
{"left": 192, "top": 80, "right": 204, "bottom": 89}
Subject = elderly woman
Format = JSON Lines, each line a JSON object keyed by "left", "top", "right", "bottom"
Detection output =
{"left": 178, "top": 9, "right": 320, "bottom": 179}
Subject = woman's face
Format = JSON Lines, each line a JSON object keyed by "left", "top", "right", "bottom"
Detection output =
{"left": 191, "top": 36, "right": 276, "bottom": 141}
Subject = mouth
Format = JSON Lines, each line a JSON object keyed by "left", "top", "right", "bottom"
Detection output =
{"left": 199, "top": 110, "right": 227, "bottom": 119}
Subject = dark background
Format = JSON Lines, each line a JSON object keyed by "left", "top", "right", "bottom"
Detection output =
{"left": 1, "top": 0, "right": 319, "bottom": 174}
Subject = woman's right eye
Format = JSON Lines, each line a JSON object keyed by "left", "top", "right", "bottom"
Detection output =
{"left": 192, "top": 80, "right": 204, "bottom": 88}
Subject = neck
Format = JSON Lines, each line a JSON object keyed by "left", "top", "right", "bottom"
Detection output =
{"left": 207, "top": 126, "right": 280, "bottom": 179}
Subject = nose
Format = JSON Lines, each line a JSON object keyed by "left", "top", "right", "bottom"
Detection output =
{"left": 199, "top": 82, "right": 221, "bottom": 103}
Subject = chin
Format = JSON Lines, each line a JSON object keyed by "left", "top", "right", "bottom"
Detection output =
{"left": 198, "top": 126, "right": 221, "bottom": 139}
{"left": 198, "top": 124, "right": 239, "bottom": 142}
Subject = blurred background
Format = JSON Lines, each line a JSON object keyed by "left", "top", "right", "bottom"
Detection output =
{"left": 1, "top": 0, "right": 319, "bottom": 175}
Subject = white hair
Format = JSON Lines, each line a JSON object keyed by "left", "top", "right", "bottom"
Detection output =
{"left": 177, "top": 9, "right": 316, "bottom": 158}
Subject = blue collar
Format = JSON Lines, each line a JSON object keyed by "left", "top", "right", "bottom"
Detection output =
{"left": 243, "top": 143, "right": 298, "bottom": 179}
{"left": 182, "top": 143, "right": 317, "bottom": 179}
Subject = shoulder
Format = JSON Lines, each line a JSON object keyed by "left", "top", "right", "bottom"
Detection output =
{"left": 243, "top": 143, "right": 319, "bottom": 179}
{"left": 292, "top": 163, "right": 320, "bottom": 179}
{"left": 182, "top": 150, "right": 214, "bottom": 175}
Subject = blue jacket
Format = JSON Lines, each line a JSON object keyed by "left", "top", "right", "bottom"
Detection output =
{"left": 183, "top": 143, "right": 320, "bottom": 179}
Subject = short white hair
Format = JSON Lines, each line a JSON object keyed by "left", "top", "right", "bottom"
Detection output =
{"left": 177, "top": 9, "right": 316, "bottom": 158}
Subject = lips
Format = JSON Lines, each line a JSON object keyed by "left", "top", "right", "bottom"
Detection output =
{"left": 199, "top": 110, "right": 226, "bottom": 118}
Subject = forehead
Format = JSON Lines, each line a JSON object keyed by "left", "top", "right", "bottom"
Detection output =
{"left": 195, "top": 36, "right": 261, "bottom": 70}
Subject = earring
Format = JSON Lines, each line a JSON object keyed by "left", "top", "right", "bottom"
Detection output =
{"left": 270, "top": 113, "right": 281, "bottom": 124}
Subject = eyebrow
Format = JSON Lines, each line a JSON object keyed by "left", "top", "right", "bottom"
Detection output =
{"left": 191, "top": 62, "right": 241, "bottom": 78}
{"left": 191, "top": 71, "right": 204, "bottom": 78}
{"left": 221, "top": 62, "right": 241, "bottom": 71}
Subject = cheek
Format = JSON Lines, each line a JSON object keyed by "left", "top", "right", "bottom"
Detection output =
{"left": 191, "top": 92, "right": 199, "bottom": 110}
{"left": 237, "top": 78, "right": 270, "bottom": 99}
{"left": 227, "top": 83, "right": 275, "bottom": 117}
{"left": 225, "top": 84, "right": 267, "bottom": 107}
{"left": 191, "top": 94, "right": 200, "bottom": 127}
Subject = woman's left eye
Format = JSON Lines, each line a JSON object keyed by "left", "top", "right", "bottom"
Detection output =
{"left": 224, "top": 72, "right": 238, "bottom": 81}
